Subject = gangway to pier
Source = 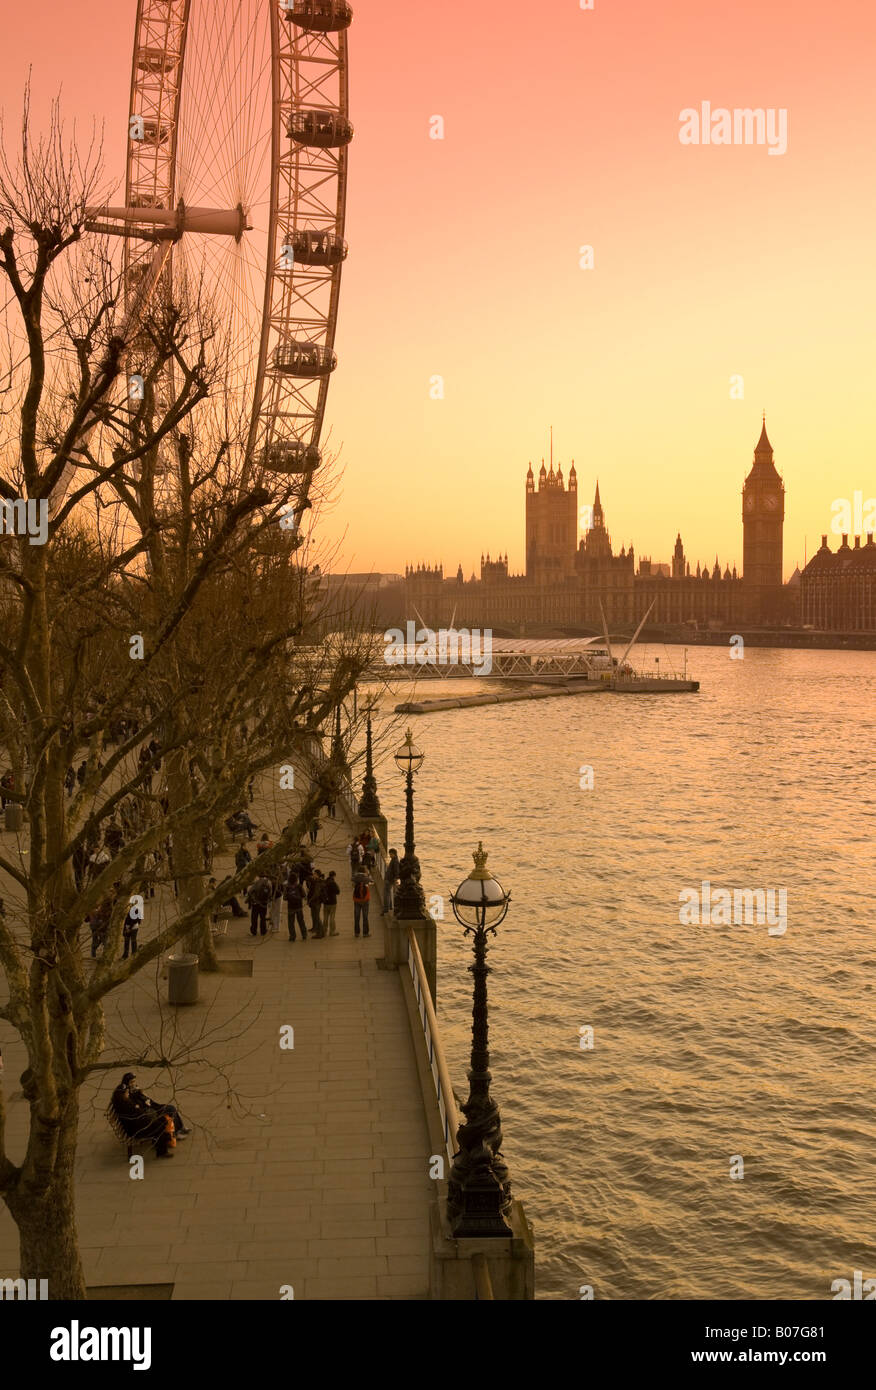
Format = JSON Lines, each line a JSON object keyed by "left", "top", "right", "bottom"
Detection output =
{"left": 373, "top": 636, "right": 619, "bottom": 682}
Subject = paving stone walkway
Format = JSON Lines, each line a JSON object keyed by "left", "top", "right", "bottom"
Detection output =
{"left": 0, "top": 776, "right": 435, "bottom": 1300}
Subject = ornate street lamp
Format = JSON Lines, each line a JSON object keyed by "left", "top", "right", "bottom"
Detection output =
{"left": 392, "top": 727, "right": 426, "bottom": 919}
{"left": 357, "top": 704, "right": 381, "bottom": 819}
{"left": 446, "top": 842, "right": 513, "bottom": 1238}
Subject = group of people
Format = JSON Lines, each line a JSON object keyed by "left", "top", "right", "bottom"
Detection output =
{"left": 236, "top": 835, "right": 345, "bottom": 941}
{"left": 78, "top": 768, "right": 403, "bottom": 960}
{"left": 349, "top": 834, "right": 402, "bottom": 917}
{"left": 78, "top": 774, "right": 165, "bottom": 960}
{"left": 74, "top": 790, "right": 164, "bottom": 895}
{"left": 226, "top": 825, "right": 400, "bottom": 941}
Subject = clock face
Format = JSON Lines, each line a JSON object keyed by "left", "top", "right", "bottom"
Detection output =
{"left": 744, "top": 494, "right": 755, "bottom": 512}
{"left": 765, "top": 495, "right": 779, "bottom": 511}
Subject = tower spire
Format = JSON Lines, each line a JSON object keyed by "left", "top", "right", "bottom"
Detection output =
{"left": 755, "top": 414, "right": 773, "bottom": 456}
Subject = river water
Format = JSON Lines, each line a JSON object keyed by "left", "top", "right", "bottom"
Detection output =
{"left": 365, "top": 645, "right": 876, "bottom": 1300}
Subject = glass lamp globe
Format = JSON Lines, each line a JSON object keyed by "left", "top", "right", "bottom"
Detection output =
{"left": 451, "top": 842, "right": 510, "bottom": 931}
{"left": 394, "top": 727, "right": 424, "bottom": 777}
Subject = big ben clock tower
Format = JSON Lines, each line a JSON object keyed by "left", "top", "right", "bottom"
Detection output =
{"left": 742, "top": 416, "right": 785, "bottom": 623}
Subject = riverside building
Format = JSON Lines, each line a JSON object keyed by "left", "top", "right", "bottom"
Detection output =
{"left": 404, "top": 420, "right": 794, "bottom": 632}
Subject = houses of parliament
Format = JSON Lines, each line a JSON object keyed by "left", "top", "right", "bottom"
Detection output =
{"left": 405, "top": 419, "right": 798, "bottom": 632}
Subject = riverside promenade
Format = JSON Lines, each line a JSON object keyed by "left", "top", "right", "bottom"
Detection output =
{"left": 0, "top": 774, "right": 440, "bottom": 1300}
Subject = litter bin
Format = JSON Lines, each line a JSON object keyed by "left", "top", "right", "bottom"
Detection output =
{"left": 3, "top": 804, "right": 23, "bottom": 832}
{"left": 167, "top": 953, "right": 199, "bottom": 1005}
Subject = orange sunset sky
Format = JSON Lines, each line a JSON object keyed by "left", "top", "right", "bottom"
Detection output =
{"left": 1, "top": 0, "right": 874, "bottom": 580}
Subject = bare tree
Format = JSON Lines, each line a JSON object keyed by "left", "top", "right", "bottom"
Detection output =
{"left": 0, "top": 96, "right": 373, "bottom": 1297}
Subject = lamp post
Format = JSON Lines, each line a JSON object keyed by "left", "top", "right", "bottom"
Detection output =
{"left": 446, "top": 842, "right": 513, "bottom": 1238}
{"left": 392, "top": 728, "right": 426, "bottom": 919}
{"left": 357, "top": 704, "right": 381, "bottom": 819}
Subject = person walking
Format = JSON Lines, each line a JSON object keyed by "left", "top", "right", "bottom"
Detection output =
{"left": 122, "top": 900, "right": 141, "bottom": 960}
{"left": 202, "top": 831, "right": 215, "bottom": 874}
{"left": 73, "top": 840, "right": 89, "bottom": 891}
{"left": 166, "top": 835, "right": 179, "bottom": 898}
{"left": 322, "top": 870, "right": 340, "bottom": 936}
{"left": 307, "top": 870, "right": 325, "bottom": 938}
{"left": 247, "top": 873, "right": 272, "bottom": 936}
{"left": 285, "top": 872, "right": 307, "bottom": 941}
{"left": 269, "top": 866, "right": 283, "bottom": 934}
{"left": 138, "top": 744, "right": 153, "bottom": 793}
{"left": 143, "top": 849, "right": 158, "bottom": 898}
{"left": 88, "top": 842, "right": 111, "bottom": 883}
{"left": 295, "top": 849, "right": 314, "bottom": 889}
{"left": 348, "top": 839, "right": 363, "bottom": 883}
{"left": 352, "top": 872, "right": 371, "bottom": 938}
{"left": 235, "top": 842, "right": 252, "bottom": 874}
{"left": 105, "top": 821, "right": 124, "bottom": 855}
{"left": 308, "top": 815, "right": 320, "bottom": 846}
{"left": 87, "top": 901, "right": 111, "bottom": 958}
{"left": 384, "top": 848, "right": 401, "bottom": 915}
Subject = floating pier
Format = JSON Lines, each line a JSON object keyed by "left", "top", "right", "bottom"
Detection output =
{"left": 396, "top": 677, "right": 698, "bottom": 714}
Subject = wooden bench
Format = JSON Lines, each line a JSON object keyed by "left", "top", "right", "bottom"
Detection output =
{"left": 210, "top": 907, "right": 232, "bottom": 938}
{"left": 106, "top": 1099, "right": 167, "bottom": 1160}
{"left": 105, "top": 1100, "right": 137, "bottom": 1159}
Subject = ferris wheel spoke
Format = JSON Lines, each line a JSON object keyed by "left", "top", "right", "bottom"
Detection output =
{"left": 179, "top": 6, "right": 267, "bottom": 208}
{"left": 177, "top": 22, "right": 241, "bottom": 203}
{"left": 186, "top": 125, "right": 273, "bottom": 215}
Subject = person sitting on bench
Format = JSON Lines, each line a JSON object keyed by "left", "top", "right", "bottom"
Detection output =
{"left": 226, "top": 809, "right": 256, "bottom": 839}
{"left": 113, "top": 1073, "right": 190, "bottom": 1150}
{"left": 110, "top": 1076, "right": 176, "bottom": 1158}
{"left": 125, "top": 1072, "right": 190, "bottom": 1137}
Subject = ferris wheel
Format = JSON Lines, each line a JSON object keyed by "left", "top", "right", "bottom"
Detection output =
{"left": 78, "top": 0, "right": 352, "bottom": 527}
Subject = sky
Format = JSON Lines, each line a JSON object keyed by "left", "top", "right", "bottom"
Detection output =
{"left": 2, "top": 0, "right": 874, "bottom": 580}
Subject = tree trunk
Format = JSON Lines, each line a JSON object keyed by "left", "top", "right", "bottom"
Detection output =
{"left": 6, "top": 1101, "right": 87, "bottom": 1300}
{"left": 165, "top": 746, "right": 218, "bottom": 970}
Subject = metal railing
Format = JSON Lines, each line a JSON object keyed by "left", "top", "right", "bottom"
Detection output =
{"left": 337, "top": 767, "right": 360, "bottom": 823}
{"left": 405, "top": 931, "right": 495, "bottom": 1297}
{"left": 406, "top": 925, "right": 459, "bottom": 1170}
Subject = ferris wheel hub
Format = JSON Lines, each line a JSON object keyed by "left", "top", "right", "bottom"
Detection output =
{"left": 85, "top": 204, "right": 250, "bottom": 240}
